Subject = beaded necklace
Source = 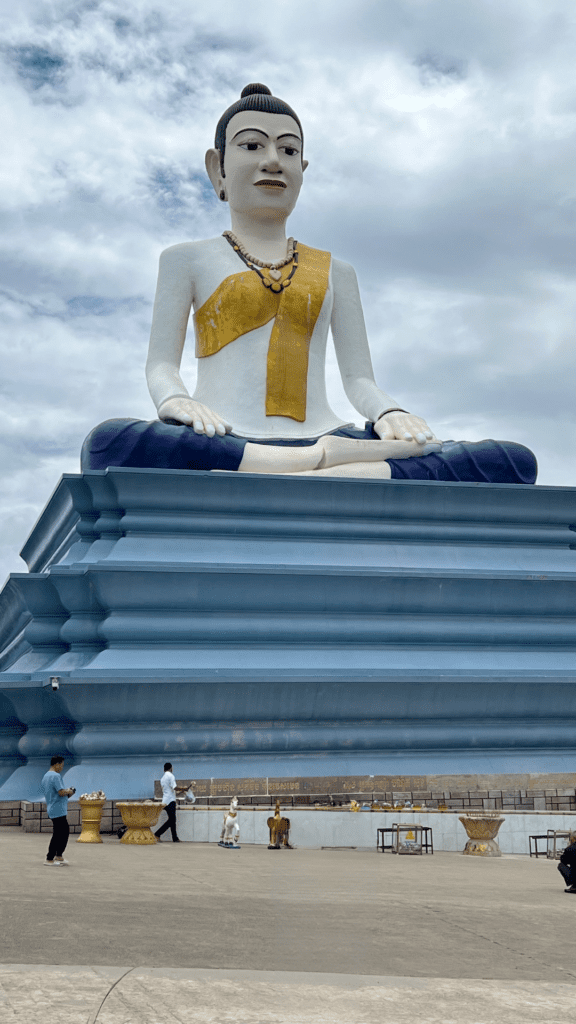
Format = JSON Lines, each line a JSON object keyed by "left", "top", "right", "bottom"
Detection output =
{"left": 223, "top": 231, "right": 298, "bottom": 294}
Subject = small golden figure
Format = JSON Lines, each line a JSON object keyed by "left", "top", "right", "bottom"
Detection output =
{"left": 267, "top": 799, "right": 293, "bottom": 849}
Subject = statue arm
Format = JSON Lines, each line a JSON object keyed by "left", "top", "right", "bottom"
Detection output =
{"left": 330, "top": 259, "right": 437, "bottom": 444}
{"left": 146, "top": 244, "right": 231, "bottom": 435}
{"left": 330, "top": 258, "right": 401, "bottom": 420}
{"left": 146, "top": 244, "right": 195, "bottom": 411}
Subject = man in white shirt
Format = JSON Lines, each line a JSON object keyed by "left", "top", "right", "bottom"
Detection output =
{"left": 154, "top": 762, "right": 184, "bottom": 843}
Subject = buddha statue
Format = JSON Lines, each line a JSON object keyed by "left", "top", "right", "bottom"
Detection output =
{"left": 82, "top": 84, "right": 536, "bottom": 485}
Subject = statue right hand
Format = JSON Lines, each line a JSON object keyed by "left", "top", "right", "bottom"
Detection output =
{"left": 158, "top": 398, "right": 232, "bottom": 437}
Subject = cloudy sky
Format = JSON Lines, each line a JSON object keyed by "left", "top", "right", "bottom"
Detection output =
{"left": 1, "top": 0, "right": 575, "bottom": 585}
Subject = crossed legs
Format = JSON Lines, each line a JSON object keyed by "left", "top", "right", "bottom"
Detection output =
{"left": 238, "top": 436, "right": 439, "bottom": 476}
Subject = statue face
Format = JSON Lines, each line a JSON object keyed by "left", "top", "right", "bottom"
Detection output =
{"left": 222, "top": 110, "right": 307, "bottom": 218}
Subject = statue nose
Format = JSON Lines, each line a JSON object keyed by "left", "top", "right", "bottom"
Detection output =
{"left": 261, "top": 148, "right": 282, "bottom": 171}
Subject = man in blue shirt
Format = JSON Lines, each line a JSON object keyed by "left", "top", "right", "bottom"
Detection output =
{"left": 41, "top": 756, "right": 76, "bottom": 865}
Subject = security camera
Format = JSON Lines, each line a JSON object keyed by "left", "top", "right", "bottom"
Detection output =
{"left": 50, "top": 677, "right": 60, "bottom": 691}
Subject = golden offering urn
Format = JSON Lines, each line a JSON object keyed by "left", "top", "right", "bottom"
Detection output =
{"left": 116, "top": 801, "right": 163, "bottom": 844}
{"left": 459, "top": 812, "right": 505, "bottom": 857}
{"left": 77, "top": 792, "right": 106, "bottom": 844}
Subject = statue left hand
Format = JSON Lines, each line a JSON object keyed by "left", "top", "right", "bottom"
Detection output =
{"left": 374, "top": 411, "right": 440, "bottom": 445}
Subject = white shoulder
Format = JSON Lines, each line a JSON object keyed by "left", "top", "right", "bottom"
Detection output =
{"left": 158, "top": 237, "right": 223, "bottom": 265}
{"left": 158, "top": 240, "right": 203, "bottom": 263}
{"left": 331, "top": 257, "right": 359, "bottom": 286}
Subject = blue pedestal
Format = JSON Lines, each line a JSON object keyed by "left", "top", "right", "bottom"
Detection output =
{"left": 1, "top": 468, "right": 575, "bottom": 800}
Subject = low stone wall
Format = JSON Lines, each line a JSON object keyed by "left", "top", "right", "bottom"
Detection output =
{"left": 0, "top": 801, "right": 22, "bottom": 827}
{"left": 193, "top": 789, "right": 576, "bottom": 812}
{"left": 0, "top": 801, "right": 126, "bottom": 834}
{"left": 154, "top": 772, "right": 576, "bottom": 814}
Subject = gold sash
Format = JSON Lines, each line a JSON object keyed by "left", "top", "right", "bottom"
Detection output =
{"left": 194, "top": 244, "right": 331, "bottom": 421}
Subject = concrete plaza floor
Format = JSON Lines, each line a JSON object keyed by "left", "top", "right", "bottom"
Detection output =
{"left": 1, "top": 828, "right": 576, "bottom": 1022}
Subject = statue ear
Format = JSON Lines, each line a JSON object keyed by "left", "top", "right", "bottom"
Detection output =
{"left": 205, "top": 148, "right": 224, "bottom": 193}
{"left": 302, "top": 159, "right": 309, "bottom": 172}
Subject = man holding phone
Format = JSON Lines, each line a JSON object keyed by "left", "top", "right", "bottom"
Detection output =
{"left": 41, "top": 755, "right": 76, "bottom": 865}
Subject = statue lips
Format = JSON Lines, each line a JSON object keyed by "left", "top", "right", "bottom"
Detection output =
{"left": 254, "top": 179, "right": 287, "bottom": 188}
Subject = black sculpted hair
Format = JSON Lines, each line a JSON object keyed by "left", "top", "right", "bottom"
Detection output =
{"left": 164, "top": 762, "right": 172, "bottom": 771}
{"left": 215, "top": 83, "right": 303, "bottom": 173}
{"left": 50, "top": 755, "right": 64, "bottom": 766}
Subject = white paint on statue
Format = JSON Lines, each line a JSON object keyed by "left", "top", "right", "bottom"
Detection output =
{"left": 218, "top": 796, "right": 241, "bottom": 848}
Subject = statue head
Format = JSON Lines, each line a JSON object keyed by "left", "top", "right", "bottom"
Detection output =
{"left": 205, "top": 84, "right": 308, "bottom": 219}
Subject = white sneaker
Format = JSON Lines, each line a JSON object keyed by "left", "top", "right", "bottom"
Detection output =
{"left": 44, "top": 860, "right": 61, "bottom": 866}
{"left": 54, "top": 858, "right": 69, "bottom": 866}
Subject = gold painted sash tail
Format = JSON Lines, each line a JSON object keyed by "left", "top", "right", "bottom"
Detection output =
{"left": 265, "top": 245, "right": 331, "bottom": 421}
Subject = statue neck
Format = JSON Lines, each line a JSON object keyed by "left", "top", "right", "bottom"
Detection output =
{"left": 228, "top": 210, "right": 290, "bottom": 263}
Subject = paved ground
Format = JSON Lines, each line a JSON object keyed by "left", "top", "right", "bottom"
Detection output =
{"left": 3, "top": 964, "right": 576, "bottom": 1024}
{"left": 1, "top": 828, "right": 576, "bottom": 1022}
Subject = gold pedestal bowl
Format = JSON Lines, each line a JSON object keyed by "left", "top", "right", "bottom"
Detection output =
{"left": 116, "top": 801, "right": 163, "bottom": 844}
{"left": 459, "top": 813, "right": 505, "bottom": 857}
{"left": 77, "top": 798, "right": 106, "bottom": 844}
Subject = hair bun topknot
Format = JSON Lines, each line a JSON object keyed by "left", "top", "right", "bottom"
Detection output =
{"left": 241, "top": 83, "right": 272, "bottom": 98}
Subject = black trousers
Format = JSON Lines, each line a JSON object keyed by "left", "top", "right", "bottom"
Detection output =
{"left": 558, "top": 862, "right": 574, "bottom": 886}
{"left": 47, "top": 816, "right": 69, "bottom": 860}
{"left": 156, "top": 801, "right": 178, "bottom": 841}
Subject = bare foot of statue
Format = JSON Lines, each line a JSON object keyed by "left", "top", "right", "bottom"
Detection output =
{"left": 317, "top": 434, "right": 441, "bottom": 468}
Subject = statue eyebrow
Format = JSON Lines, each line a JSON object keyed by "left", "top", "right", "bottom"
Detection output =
{"left": 231, "top": 128, "right": 302, "bottom": 142}
{"left": 231, "top": 128, "right": 269, "bottom": 140}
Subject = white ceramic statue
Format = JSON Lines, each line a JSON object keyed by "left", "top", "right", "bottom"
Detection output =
{"left": 218, "top": 796, "right": 240, "bottom": 848}
{"left": 82, "top": 84, "right": 536, "bottom": 486}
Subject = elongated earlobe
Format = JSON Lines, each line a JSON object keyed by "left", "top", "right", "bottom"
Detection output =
{"left": 205, "top": 147, "right": 226, "bottom": 200}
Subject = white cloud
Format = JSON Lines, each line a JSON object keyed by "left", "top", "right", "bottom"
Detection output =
{"left": 1, "top": 0, "right": 576, "bottom": 586}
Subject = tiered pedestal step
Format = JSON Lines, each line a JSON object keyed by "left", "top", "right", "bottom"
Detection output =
{"left": 0, "top": 468, "right": 575, "bottom": 799}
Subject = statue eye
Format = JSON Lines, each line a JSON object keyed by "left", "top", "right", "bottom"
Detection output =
{"left": 240, "top": 141, "right": 261, "bottom": 151}
{"left": 283, "top": 146, "right": 297, "bottom": 156}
